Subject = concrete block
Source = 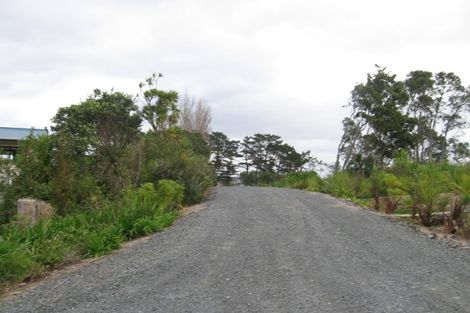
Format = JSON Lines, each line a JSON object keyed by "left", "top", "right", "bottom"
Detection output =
{"left": 17, "top": 198, "right": 54, "bottom": 225}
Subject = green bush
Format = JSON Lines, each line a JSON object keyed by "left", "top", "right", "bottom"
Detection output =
{"left": 444, "top": 165, "right": 470, "bottom": 232}
{"left": 129, "top": 217, "right": 163, "bottom": 238}
{"left": 321, "top": 172, "right": 356, "bottom": 198}
{"left": 0, "top": 240, "right": 36, "bottom": 286}
{"left": 138, "top": 131, "right": 214, "bottom": 205}
{"left": 240, "top": 171, "right": 279, "bottom": 186}
{"left": 407, "top": 164, "right": 448, "bottom": 226}
{"left": 0, "top": 159, "right": 16, "bottom": 224}
{"left": 357, "top": 178, "right": 373, "bottom": 199}
{"left": 156, "top": 180, "right": 184, "bottom": 211}
{"left": 12, "top": 135, "right": 56, "bottom": 202}
{"left": 0, "top": 180, "right": 182, "bottom": 290}
{"left": 80, "top": 225, "right": 123, "bottom": 258}
{"left": 273, "top": 171, "right": 322, "bottom": 192}
{"left": 368, "top": 169, "right": 406, "bottom": 212}
{"left": 115, "top": 182, "right": 181, "bottom": 239}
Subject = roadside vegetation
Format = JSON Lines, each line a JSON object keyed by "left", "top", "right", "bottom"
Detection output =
{"left": 322, "top": 159, "right": 470, "bottom": 231}
{"left": 329, "top": 66, "right": 470, "bottom": 234}
{"left": 0, "top": 74, "right": 214, "bottom": 291}
{"left": 210, "top": 66, "right": 470, "bottom": 239}
{"left": 1, "top": 66, "right": 469, "bottom": 293}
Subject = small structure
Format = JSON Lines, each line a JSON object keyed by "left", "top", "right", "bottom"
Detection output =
{"left": 0, "top": 127, "right": 48, "bottom": 158}
{"left": 17, "top": 199, "right": 54, "bottom": 225}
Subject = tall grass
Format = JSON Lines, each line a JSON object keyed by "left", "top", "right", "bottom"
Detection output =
{"left": 0, "top": 181, "right": 183, "bottom": 291}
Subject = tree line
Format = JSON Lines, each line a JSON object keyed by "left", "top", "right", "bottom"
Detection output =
{"left": 209, "top": 132, "right": 313, "bottom": 185}
{"left": 336, "top": 66, "right": 470, "bottom": 175}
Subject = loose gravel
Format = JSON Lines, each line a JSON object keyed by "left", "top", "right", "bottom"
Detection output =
{"left": 2, "top": 186, "right": 470, "bottom": 313}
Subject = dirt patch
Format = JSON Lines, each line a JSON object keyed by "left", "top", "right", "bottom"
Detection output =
{"left": 182, "top": 203, "right": 206, "bottom": 215}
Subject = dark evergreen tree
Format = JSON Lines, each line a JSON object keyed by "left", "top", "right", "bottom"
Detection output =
{"left": 210, "top": 132, "right": 239, "bottom": 184}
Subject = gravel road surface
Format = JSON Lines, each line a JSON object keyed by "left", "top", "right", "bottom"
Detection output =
{"left": 2, "top": 186, "right": 470, "bottom": 313}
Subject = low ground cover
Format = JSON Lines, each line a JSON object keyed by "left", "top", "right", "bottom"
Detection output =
{"left": 0, "top": 182, "right": 183, "bottom": 292}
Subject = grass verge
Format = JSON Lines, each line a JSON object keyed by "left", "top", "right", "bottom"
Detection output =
{"left": 0, "top": 181, "right": 182, "bottom": 293}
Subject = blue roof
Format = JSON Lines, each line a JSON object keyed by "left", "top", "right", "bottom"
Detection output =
{"left": 0, "top": 127, "right": 48, "bottom": 140}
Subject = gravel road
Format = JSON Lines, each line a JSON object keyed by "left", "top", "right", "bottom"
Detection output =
{"left": 2, "top": 186, "right": 470, "bottom": 313}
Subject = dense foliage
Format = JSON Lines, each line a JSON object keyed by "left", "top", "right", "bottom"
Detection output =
{"left": 0, "top": 75, "right": 215, "bottom": 290}
{"left": 323, "top": 159, "right": 470, "bottom": 228}
{"left": 136, "top": 129, "right": 214, "bottom": 204}
{"left": 331, "top": 67, "right": 470, "bottom": 230}
{"left": 336, "top": 66, "right": 470, "bottom": 173}
{"left": 0, "top": 81, "right": 214, "bottom": 223}
{"left": 326, "top": 67, "right": 470, "bottom": 234}
{"left": 0, "top": 183, "right": 182, "bottom": 290}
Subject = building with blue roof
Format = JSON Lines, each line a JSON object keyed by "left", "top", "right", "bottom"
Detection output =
{"left": 0, "top": 127, "right": 48, "bottom": 158}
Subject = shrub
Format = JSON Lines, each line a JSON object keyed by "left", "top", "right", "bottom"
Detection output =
{"left": 0, "top": 239, "right": 36, "bottom": 286}
{"left": 156, "top": 180, "right": 184, "bottom": 211}
{"left": 408, "top": 164, "right": 448, "bottom": 226}
{"left": 80, "top": 225, "right": 123, "bottom": 258}
{"left": 122, "top": 183, "right": 161, "bottom": 215}
{"left": 445, "top": 166, "right": 470, "bottom": 234}
{"left": 138, "top": 131, "right": 214, "bottom": 205}
{"left": 273, "top": 171, "right": 322, "bottom": 192}
{"left": 110, "top": 182, "right": 182, "bottom": 239}
{"left": 0, "top": 159, "right": 17, "bottom": 224}
{"left": 129, "top": 217, "right": 163, "bottom": 238}
{"left": 12, "top": 135, "right": 56, "bottom": 202}
{"left": 321, "top": 171, "right": 355, "bottom": 198}
{"left": 0, "top": 85, "right": 213, "bottom": 292}
{"left": 368, "top": 170, "right": 406, "bottom": 213}
{"left": 240, "top": 171, "right": 279, "bottom": 186}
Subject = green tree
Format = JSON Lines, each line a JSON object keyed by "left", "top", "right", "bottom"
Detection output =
{"left": 404, "top": 71, "right": 469, "bottom": 162}
{"left": 139, "top": 73, "right": 179, "bottom": 132}
{"left": 275, "top": 143, "right": 311, "bottom": 173}
{"left": 52, "top": 89, "right": 141, "bottom": 195}
{"left": 336, "top": 66, "right": 469, "bottom": 170}
{"left": 404, "top": 70, "right": 436, "bottom": 162}
{"left": 239, "top": 136, "right": 255, "bottom": 173}
{"left": 245, "top": 134, "right": 283, "bottom": 172}
{"left": 241, "top": 133, "right": 310, "bottom": 174}
{"left": 350, "top": 66, "right": 416, "bottom": 167}
{"left": 335, "top": 117, "right": 366, "bottom": 172}
{"left": 210, "top": 132, "right": 239, "bottom": 184}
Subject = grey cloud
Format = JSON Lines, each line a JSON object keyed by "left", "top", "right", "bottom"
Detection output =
{"left": 1, "top": 0, "right": 469, "bottom": 163}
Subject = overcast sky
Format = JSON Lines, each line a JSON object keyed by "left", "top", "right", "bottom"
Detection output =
{"left": 1, "top": 0, "right": 469, "bottom": 163}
